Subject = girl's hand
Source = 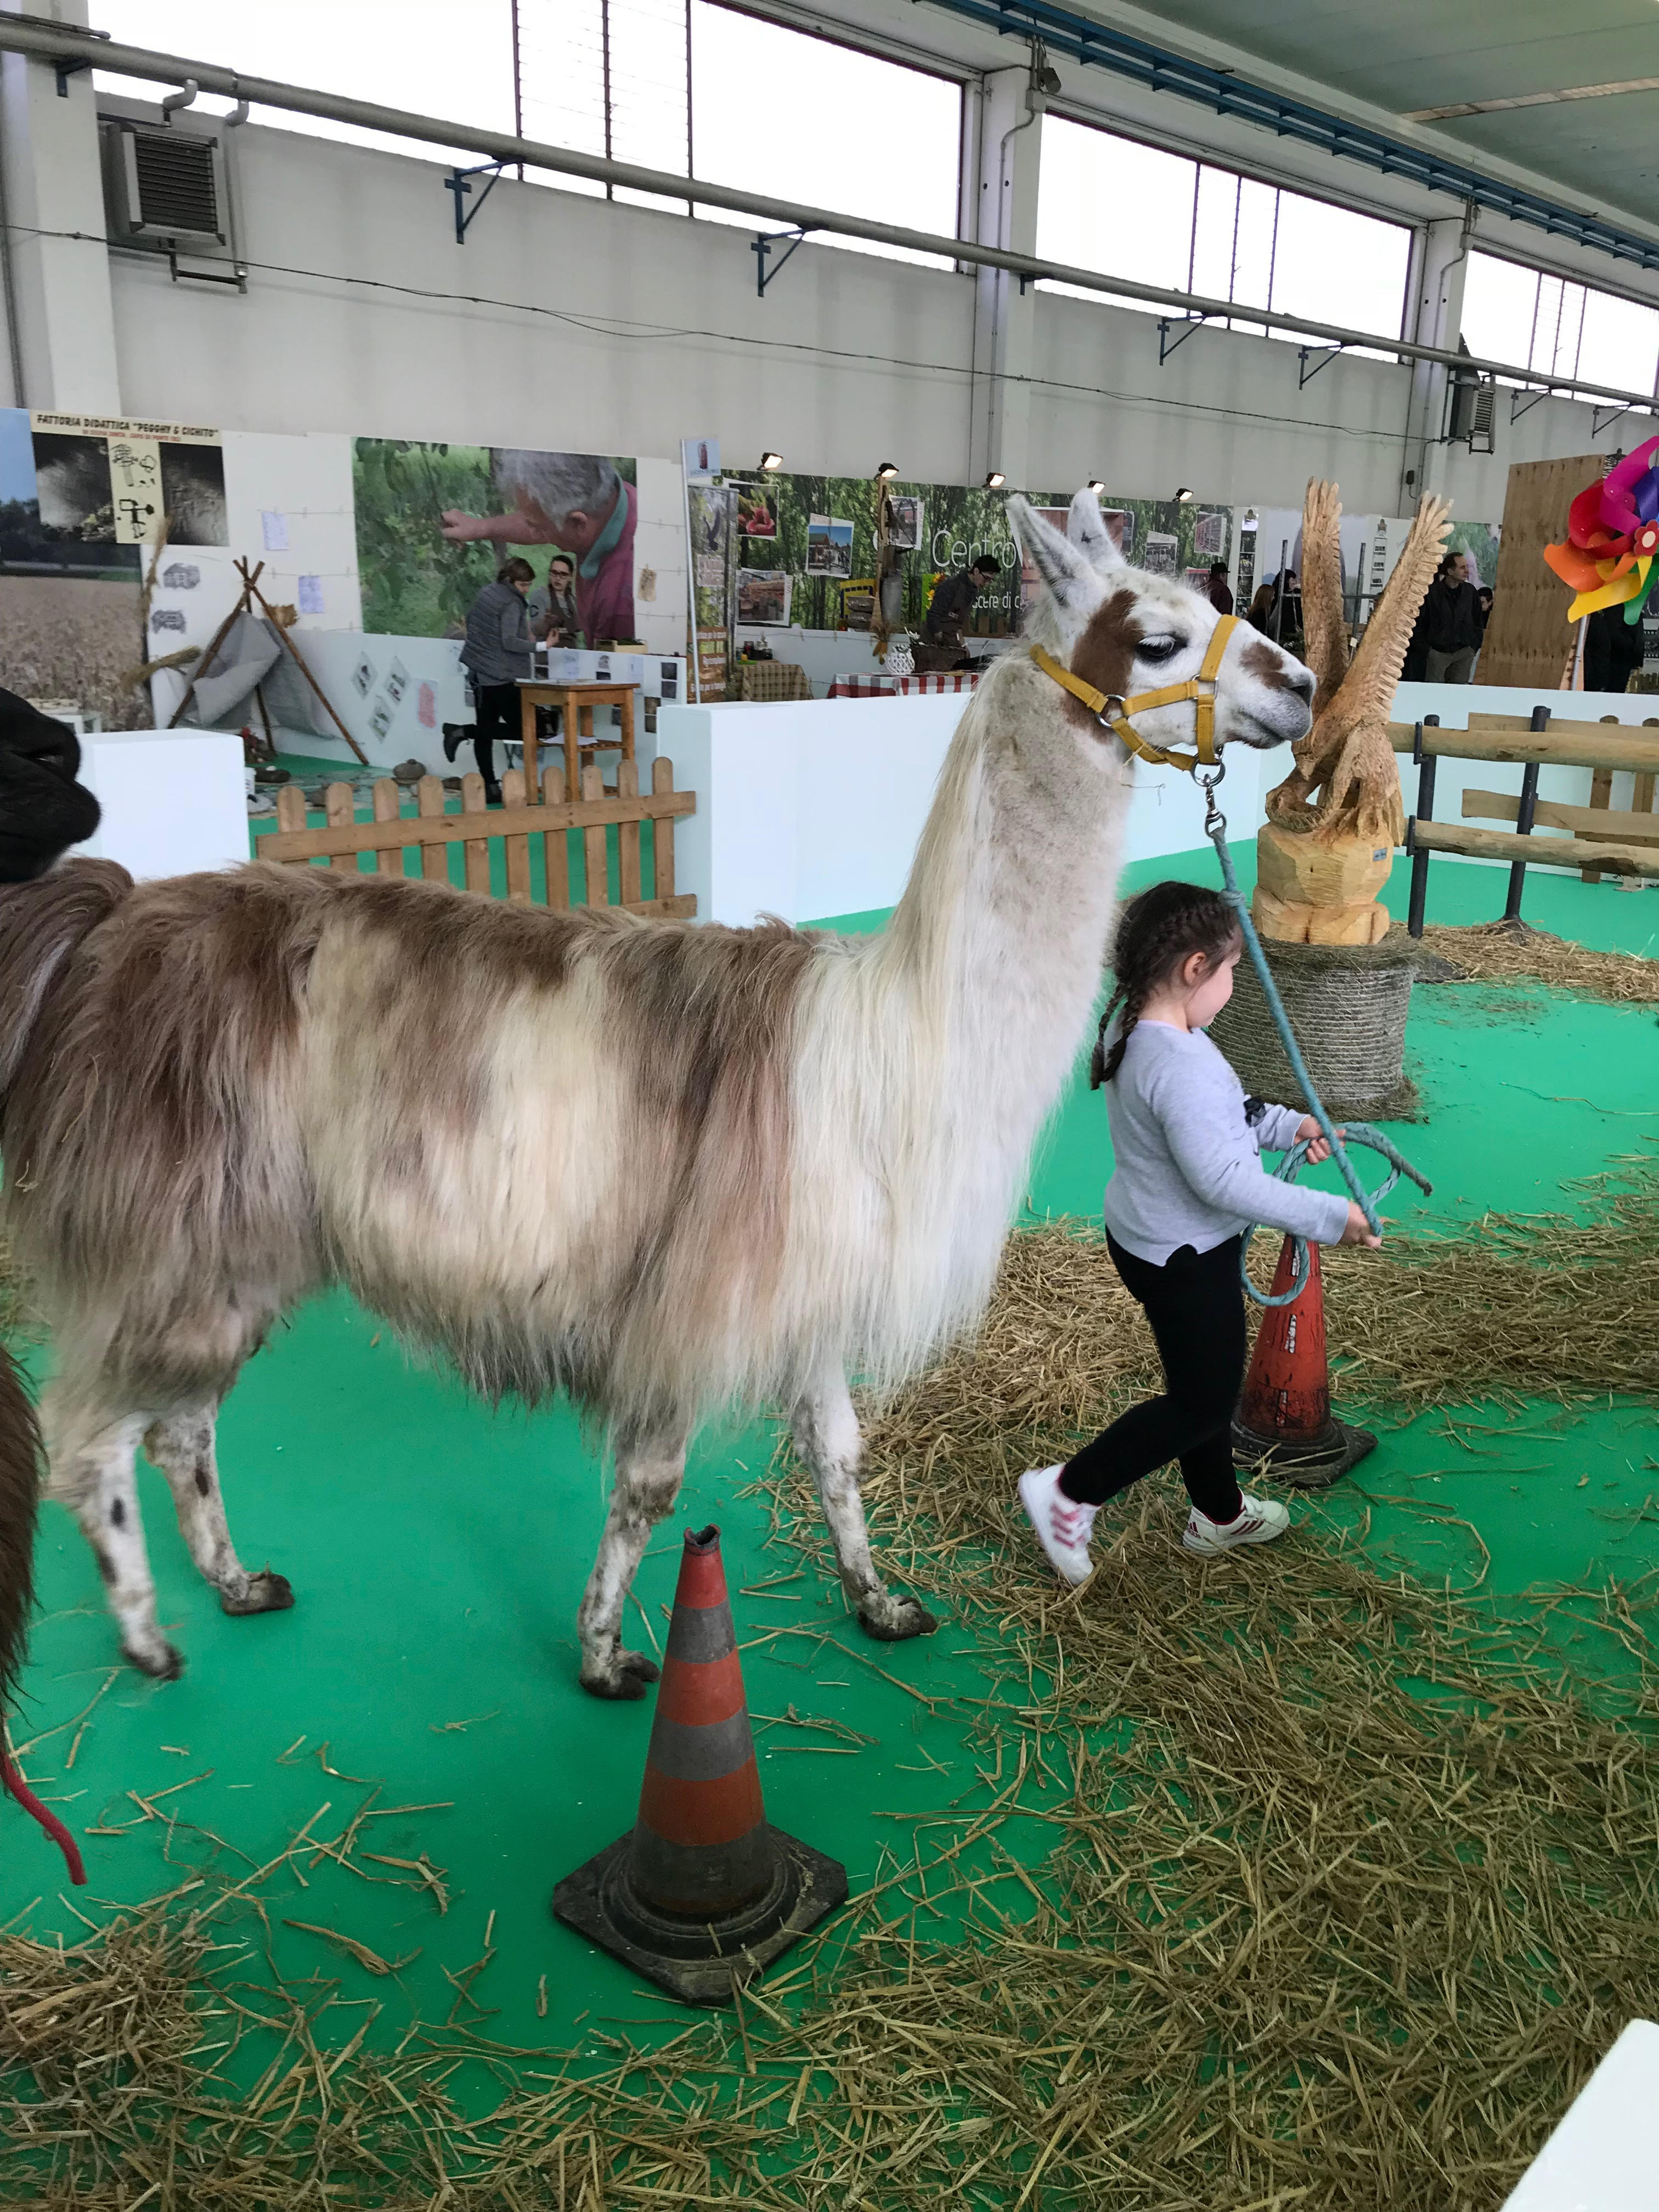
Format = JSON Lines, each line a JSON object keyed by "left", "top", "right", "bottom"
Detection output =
{"left": 1296, "top": 1114, "right": 1343, "bottom": 1166}
{"left": 1339, "top": 1201, "right": 1382, "bottom": 1249}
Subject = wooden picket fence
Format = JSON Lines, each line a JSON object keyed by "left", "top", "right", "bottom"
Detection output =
{"left": 253, "top": 756, "right": 696, "bottom": 918}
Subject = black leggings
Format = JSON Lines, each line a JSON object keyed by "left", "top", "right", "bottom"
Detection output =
{"left": 471, "top": 682, "right": 520, "bottom": 788}
{"left": 1059, "top": 1231, "right": 1246, "bottom": 1523}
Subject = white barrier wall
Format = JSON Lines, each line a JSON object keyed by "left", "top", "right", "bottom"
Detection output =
{"left": 1394, "top": 682, "right": 1659, "bottom": 878}
{"left": 73, "top": 732, "right": 248, "bottom": 881}
{"left": 662, "top": 693, "right": 1282, "bottom": 929}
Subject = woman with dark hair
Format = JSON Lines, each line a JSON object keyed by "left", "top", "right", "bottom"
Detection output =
{"left": 445, "top": 557, "right": 535, "bottom": 803}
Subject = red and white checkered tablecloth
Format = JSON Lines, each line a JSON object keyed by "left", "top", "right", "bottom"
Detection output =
{"left": 826, "top": 673, "right": 896, "bottom": 699}
{"left": 827, "top": 669, "right": 986, "bottom": 699}
{"left": 897, "top": 671, "right": 984, "bottom": 696}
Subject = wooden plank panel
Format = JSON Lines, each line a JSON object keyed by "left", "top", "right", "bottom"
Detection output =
{"left": 274, "top": 785, "right": 307, "bottom": 835}
{"left": 581, "top": 763, "right": 608, "bottom": 906}
{"left": 257, "top": 786, "right": 693, "bottom": 862}
{"left": 372, "top": 777, "right": 402, "bottom": 874}
{"left": 1460, "top": 788, "right": 1659, "bottom": 843}
{"left": 461, "top": 772, "right": 490, "bottom": 893}
{"left": 652, "top": 755, "right": 678, "bottom": 904}
{"left": 417, "top": 775, "right": 448, "bottom": 882}
{"left": 1478, "top": 452, "right": 1603, "bottom": 689}
{"left": 502, "top": 769, "right": 532, "bottom": 903}
{"left": 540, "top": 764, "right": 569, "bottom": 909}
{"left": 616, "top": 758, "right": 643, "bottom": 906}
{"left": 1413, "top": 820, "right": 1659, "bottom": 877}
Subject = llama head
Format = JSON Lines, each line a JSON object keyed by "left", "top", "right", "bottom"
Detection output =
{"left": 1011, "top": 490, "right": 1313, "bottom": 757}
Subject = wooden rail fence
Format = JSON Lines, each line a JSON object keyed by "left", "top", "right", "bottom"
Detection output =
{"left": 253, "top": 757, "right": 696, "bottom": 918}
{"left": 1389, "top": 710, "right": 1659, "bottom": 932}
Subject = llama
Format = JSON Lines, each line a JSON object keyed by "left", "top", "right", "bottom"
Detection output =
{"left": 0, "top": 492, "right": 1313, "bottom": 1701}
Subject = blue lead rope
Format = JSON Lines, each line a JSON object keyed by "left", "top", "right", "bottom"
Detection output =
{"left": 1196, "top": 764, "right": 1434, "bottom": 1308}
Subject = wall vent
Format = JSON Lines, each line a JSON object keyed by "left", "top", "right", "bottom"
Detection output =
{"left": 101, "top": 121, "right": 225, "bottom": 247}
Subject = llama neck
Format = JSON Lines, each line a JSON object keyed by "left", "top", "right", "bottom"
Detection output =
{"left": 879, "top": 696, "right": 1130, "bottom": 1167}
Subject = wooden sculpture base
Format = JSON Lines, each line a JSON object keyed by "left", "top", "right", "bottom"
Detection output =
{"left": 1253, "top": 822, "right": 1394, "bottom": 946}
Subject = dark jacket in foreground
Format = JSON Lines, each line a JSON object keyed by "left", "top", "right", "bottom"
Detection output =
{"left": 0, "top": 686, "right": 100, "bottom": 884}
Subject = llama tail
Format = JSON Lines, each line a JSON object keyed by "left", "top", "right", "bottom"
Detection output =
{"left": 0, "top": 861, "right": 129, "bottom": 1884}
{"left": 0, "top": 856, "right": 133, "bottom": 1096}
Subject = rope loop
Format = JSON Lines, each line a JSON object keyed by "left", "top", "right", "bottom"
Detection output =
{"left": 1241, "top": 1124, "right": 1418, "bottom": 1308}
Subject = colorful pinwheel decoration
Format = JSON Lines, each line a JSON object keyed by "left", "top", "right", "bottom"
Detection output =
{"left": 1544, "top": 433, "right": 1659, "bottom": 624}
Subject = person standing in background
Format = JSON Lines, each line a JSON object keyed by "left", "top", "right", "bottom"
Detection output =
{"left": 1422, "top": 552, "right": 1483, "bottom": 682}
{"left": 1206, "top": 562, "right": 1234, "bottom": 615}
{"left": 1583, "top": 602, "right": 1645, "bottom": 696}
{"left": 917, "top": 554, "right": 1002, "bottom": 672}
{"left": 445, "top": 557, "right": 534, "bottom": 804}
{"left": 529, "top": 553, "right": 581, "bottom": 647}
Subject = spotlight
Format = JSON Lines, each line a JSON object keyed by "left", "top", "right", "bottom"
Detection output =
{"left": 759, "top": 451, "right": 783, "bottom": 471}
{"left": 984, "top": 470, "right": 1006, "bottom": 489}
{"left": 1175, "top": 486, "right": 1194, "bottom": 503}
{"left": 876, "top": 461, "right": 899, "bottom": 480}
{"left": 1086, "top": 478, "right": 1105, "bottom": 494}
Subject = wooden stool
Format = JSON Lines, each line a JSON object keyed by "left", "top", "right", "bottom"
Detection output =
{"left": 516, "top": 680, "right": 636, "bottom": 803}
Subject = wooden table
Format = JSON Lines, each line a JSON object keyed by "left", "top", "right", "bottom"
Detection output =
{"left": 517, "top": 680, "right": 636, "bottom": 802}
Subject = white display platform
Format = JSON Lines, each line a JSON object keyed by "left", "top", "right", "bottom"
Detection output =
{"left": 1502, "top": 2019, "right": 1659, "bottom": 2210}
{"left": 661, "top": 693, "right": 1281, "bottom": 929}
{"left": 1394, "top": 681, "right": 1659, "bottom": 882}
{"left": 72, "top": 731, "right": 248, "bottom": 881}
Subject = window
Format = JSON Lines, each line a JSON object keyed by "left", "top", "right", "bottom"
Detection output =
{"left": 1036, "top": 116, "right": 1411, "bottom": 348}
{"left": 689, "top": 5, "right": 961, "bottom": 268}
{"left": 92, "top": 1, "right": 517, "bottom": 169}
{"left": 517, "top": 0, "right": 692, "bottom": 212}
{"left": 1461, "top": 251, "right": 1659, "bottom": 394}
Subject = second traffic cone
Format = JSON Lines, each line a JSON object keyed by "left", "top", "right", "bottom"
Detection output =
{"left": 552, "top": 1523, "right": 847, "bottom": 2005}
{"left": 1231, "top": 1235, "right": 1376, "bottom": 1489}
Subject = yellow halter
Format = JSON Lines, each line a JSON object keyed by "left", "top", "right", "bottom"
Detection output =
{"left": 1030, "top": 613, "right": 1240, "bottom": 774}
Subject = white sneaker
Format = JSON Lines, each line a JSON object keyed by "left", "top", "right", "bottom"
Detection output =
{"left": 1183, "top": 1493, "right": 1291, "bottom": 1556}
{"left": 1018, "top": 1465, "right": 1098, "bottom": 1585}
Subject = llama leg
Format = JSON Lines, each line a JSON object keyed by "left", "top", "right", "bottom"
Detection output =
{"left": 576, "top": 1432, "right": 685, "bottom": 1701}
{"left": 41, "top": 1389, "right": 180, "bottom": 1679}
{"left": 792, "top": 1368, "right": 937, "bottom": 1643}
{"left": 144, "top": 1406, "right": 294, "bottom": 1619}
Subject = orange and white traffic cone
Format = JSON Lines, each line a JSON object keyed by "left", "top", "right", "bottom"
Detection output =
{"left": 1231, "top": 1236, "right": 1376, "bottom": 1488}
{"left": 553, "top": 1523, "right": 847, "bottom": 2005}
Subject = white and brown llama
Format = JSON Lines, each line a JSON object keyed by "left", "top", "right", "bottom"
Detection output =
{"left": 0, "top": 492, "right": 1312, "bottom": 1702}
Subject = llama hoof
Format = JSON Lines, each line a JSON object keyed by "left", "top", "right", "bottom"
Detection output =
{"left": 219, "top": 1568, "right": 296, "bottom": 1617}
{"left": 856, "top": 1593, "right": 938, "bottom": 1643}
{"left": 125, "top": 1635, "right": 185, "bottom": 1681}
{"left": 579, "top": 1649, "right": 662, "bottom": 1701}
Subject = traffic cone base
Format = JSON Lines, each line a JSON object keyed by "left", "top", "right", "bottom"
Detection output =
{"left": 554, "top": 1821, "right": 848, "bottom": 2006}
{"left": 552, "top": 1523, "right": 848, "bottom": 2006}
{"left": 1233, "top": 1234, "right": 1378, "bottom": 1489}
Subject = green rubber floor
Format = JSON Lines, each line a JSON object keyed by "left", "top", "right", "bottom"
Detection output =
{"left": 6, "top": 841, "right": 1657, "bottom": 2080}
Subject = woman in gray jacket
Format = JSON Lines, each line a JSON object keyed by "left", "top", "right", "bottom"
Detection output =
{"left": 445, "top": 557, "right": 534, "bottom": 802}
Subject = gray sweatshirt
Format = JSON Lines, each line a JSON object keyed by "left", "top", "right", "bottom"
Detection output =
{"left": 1099, "top": 1018, "right": 1350, "bottom": 1265}
{"left": 460, "top": 579, "right": 532, "bottom": 686}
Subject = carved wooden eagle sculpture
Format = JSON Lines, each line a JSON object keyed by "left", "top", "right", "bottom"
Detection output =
{"left": 1265, "top": 480, "right": 1453, "bottom": 845}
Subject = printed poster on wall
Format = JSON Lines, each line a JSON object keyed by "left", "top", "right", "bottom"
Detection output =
{"left": 1, "top": 408, "right": 226, "bottom": 580}
{"left": 352, "top": 439, "right": 640, "bottom": 645}
{"left": 687, "top": 478, "right": 736, "bottom": 698}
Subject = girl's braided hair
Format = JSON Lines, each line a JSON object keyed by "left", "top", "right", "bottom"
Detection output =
{"left": 1090, "top": 881, "right": 1243, "bottom": 1088}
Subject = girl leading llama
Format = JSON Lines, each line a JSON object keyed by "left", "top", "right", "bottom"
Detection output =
{"left": 1019, "top": 881, "right": 1381, "bottom": 1584}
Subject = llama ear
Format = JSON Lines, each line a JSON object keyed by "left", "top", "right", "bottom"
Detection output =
{"left": 1066, "top": 488, "right": 1122, "bottom": 571}
{"left": 1009, "top": 495, "right": 1093, "bottom": 610}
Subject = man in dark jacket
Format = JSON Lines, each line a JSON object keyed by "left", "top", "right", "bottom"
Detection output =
{"left": 917, "top": 554, "right": 1001, "bottom": 671}
{"left": 1583, "top": 602, "right": 1645, "bottom": 696}
{"left": 1423, "top": 554, "right": 1483, "bottom": 683}
{"left": 0, "top": 686, "right": 100, "bottom": 881}
{"left": 1206, "top": 562, "right": 1234, "bottom": 615}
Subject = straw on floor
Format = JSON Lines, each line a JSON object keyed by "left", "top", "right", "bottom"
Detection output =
{"left": 1420, "top": 918, "right": 1659, "bottom": 1005}
{"left": 6, "top": 1150, "right": 1659, "bottom": 2208}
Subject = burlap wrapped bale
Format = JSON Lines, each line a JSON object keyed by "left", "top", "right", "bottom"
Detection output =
{"left": 1206, "top": 924, "right": 1424, "bottom": 1120}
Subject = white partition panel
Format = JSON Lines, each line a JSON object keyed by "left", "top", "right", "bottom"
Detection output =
{"left": 73, "top": 732, "right": 248, "bottom": 881}
{"left": 663, "top": 694, "right": 1280, "bottom": 929}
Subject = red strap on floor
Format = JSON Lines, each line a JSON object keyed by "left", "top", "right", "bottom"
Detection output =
{"left": 2, "top": 1750, "right": 87, "bottom": 1885}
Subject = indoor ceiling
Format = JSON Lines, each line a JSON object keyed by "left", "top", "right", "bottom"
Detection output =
{"left": 1117, "top": 0, "right": 1659, "bottom": 233}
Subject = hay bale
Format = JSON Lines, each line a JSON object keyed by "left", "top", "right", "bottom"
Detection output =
{"left": 1206, "top": 925, "right": 1424, "bottom": 1119}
